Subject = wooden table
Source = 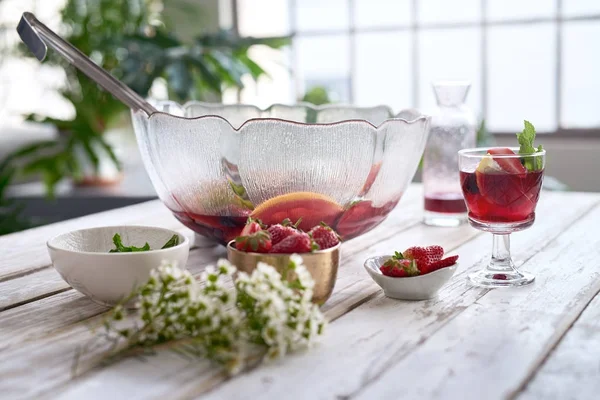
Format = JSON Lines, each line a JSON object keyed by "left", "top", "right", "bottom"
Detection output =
{"left": 1, "top": 184, "right": 600, "bottom": 400}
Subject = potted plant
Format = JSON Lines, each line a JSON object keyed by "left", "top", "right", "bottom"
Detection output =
{"left": 0, "top": 0, "right": 289, "bottom": 233}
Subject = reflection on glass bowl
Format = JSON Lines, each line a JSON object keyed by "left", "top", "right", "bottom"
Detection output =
{"left": 132, "top": 102, "right": 430, "bottom": 244}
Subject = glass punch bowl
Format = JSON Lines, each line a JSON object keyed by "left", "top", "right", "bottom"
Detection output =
{"left": 132, "top": 102, "right": 430, "bottom": 244}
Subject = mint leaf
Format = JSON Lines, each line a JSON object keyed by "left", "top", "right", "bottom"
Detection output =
{"left": 109, "top": 233, "right": 151, "bottom": 253}
{"left": 161, "top": 234, "right": 180, "bottom": 249}
{"left": 536, "top": 144, "right": 544, "bottom": 170}
{"left": 516, "top": 120, "right": 543, "bottom": 172}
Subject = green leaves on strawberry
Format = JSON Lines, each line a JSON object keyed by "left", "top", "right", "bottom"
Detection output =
{"left": 517, "top": 120, "right": 544, "bottom": 172}
{"left": 380, "top": 254, "right": 420, "bottom": 277}
{"left": 309, "top": 222, "right": 340, "bottom": 250}
{"left": 235, "top": 230, "right": 272, "bottom": 253}
{"left": 382, "top": 246, "right": 458, "bottom": 277}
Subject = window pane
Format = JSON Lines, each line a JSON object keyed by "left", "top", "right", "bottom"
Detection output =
{"left": 354, "top": 32, "right": 412, "bottom": 112}
{"left": 562, "top": 0, "right": 600, "bottom": 17}
{"left": 487, "top": 0, "right": 556, "bottom": 21}
{"left": 418, "top": 28, "right": 482, "bottom": 117}
{"left": 238, "top": 47, "right": 294, "bottom": 108}
{"left": 238, "top": 0, "right": 290, "bottom": 36}
{"left": 418, "top": 0, "right": 480, "bottom": 24}
{"left": 562, "top": 22, "right": 600, "bottom": 128}
{"left": 295, "top": 0, "right": 349, "bottom": 32}
{"left": 295, "top": 35, "right": 351, "bottom": 102}
{"left": 487, "top": 24, "right": 557, "bottom": 132}
{"left": 354, "top": 0, "right": 412, "bottom": 28}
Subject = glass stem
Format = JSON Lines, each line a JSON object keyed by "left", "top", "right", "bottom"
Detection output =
{"left": 489, "top": 234, "right": 515, "bottom": 272}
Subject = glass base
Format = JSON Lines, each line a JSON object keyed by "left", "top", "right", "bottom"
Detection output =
{"left": 468, "top": 215, "right": 534, "bottom": 234}
{"left": 423, "top": 210, "right": 467, "bottom": 227}
{"left": 469, "top": 268, "right": 535, "bottom": 288}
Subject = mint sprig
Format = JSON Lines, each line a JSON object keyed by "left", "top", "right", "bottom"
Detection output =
{"left": 516, "top": 120, "right": 544, "bottom": 171}
{"left": 109, "top": 233, "right": 179, "bottom": 253}
{"left": 161, "top": 234, "right": 180, "bottom": 249}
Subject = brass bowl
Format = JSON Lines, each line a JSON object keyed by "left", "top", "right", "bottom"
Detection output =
{"left": 226, "top": 241, "right": 340, "bottom": 305}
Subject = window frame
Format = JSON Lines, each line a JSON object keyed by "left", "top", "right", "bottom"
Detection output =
{"left": 235, "top": 0, "right": 600, "bottom": 136}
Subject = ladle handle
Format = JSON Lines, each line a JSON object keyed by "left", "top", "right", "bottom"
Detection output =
{"left": 17, "top": 12, "right": 157, "bottom": 116}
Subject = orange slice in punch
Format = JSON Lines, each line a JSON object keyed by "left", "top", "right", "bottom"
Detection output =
{"left": 250, "top": 192, "right": 344, "bottom": 231}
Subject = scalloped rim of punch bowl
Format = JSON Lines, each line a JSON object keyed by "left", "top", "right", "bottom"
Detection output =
{"left": 133, "top": 101, "right": 430, "bottom": 129}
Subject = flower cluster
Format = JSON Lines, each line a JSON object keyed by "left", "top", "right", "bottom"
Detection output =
{"left": 102, "top": 256, "right": 326, "bottom": 374}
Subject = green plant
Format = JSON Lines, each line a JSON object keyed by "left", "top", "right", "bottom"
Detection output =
{"left": 1, "top": 0, "right": 289, "bottom": 235}
{"left": 301, "top": 86, "right": 331, "bottom": 106}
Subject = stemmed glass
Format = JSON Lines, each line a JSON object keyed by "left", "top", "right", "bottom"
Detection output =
{"left": 458, "top": 147, "right": 546, "bottom": 287}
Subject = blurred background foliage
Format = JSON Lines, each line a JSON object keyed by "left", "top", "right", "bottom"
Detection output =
{"left": 301, "top": 86, "right": 331, "bottom": 106}
{"left": 0, "top": 0, "right": 289, "bottom": 232}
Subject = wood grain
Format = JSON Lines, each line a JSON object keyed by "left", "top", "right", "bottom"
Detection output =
{"left": 0, "top": 196, "right": 460, "bottom": 399}
{"left": 1, "top": 188, "right": 599, "bottom": 400}
{"left": 0, "top": 200, "right": 183, "bottom": 281}
{"left": 42, "top": 193, "right": 595, "bottom": 400}
{"left": 180, "top": 193, "right": 600, "bottom": 400}
{"left": 0, "top": 187, "right": 423, "bottom": 312}
{"left": 516, "top": 294, "right": 600, "bottom": 400}
{"left": 353, "top": 203, "right": 600, "bottom": 400}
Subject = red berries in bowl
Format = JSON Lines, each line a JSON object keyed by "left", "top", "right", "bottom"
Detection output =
{"left": 233, "top": 218, "right": 340, "bottom": 254}
{"left": 379, "top": 245, "right": 459, "bottom": 278}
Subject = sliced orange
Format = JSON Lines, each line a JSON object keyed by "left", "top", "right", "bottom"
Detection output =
{"left": 250, "top": 192, "right": 344, "bottom": 231}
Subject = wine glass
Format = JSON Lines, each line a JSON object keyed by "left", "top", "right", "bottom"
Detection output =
{"left": 458, "top": 147, "right": 546, "bottom": 287}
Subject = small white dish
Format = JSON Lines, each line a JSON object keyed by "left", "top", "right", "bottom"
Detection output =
{"left": 364, "top": 255, "right": 458, "bottom": 300}
{"left": 47, "top": 226, "right": 190, "bottom": 306}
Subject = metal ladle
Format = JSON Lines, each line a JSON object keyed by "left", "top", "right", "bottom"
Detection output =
{"left": 17, "top": 12, "right": 157, "bottom": 116}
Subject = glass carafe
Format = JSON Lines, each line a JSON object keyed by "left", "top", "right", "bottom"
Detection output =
{"left": 423, "top": 81, "right": 477, "bottom": 227}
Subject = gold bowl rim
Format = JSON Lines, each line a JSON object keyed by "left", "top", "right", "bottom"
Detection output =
{"left": 226, "top": 240, "right": 341, "bottom": 256}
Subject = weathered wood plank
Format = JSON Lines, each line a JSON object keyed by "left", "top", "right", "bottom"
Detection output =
{"left": 168, "top": 193, "right": 600, "bottom": 400}
{"left": 351, "top": 204, "right": 600, "bottom": 400}
{"left": 0, "top": 246, "right": 226, "bottom": 351}
{"left": 48, "top": 221, "right": 480, "bottom": 400}
{"left": 1, "top": 190, "right": 598, "bottom": 400}
{"left": 0, "top": 187, "right": 423, "bottom": 312}
{"left": 0, "top": 200, "right": 182, "bottom": 281}
{"left": 516, "top": 294, "right": 600, "bottom": 400}
{"left": 0, "top": 226, "right": 198, "bottom": 312}
{"left": 0, "top": 206, "right": 474, "bottom": 399}
{"left": 33, "top": 191, "right": 592, "bottom": 400}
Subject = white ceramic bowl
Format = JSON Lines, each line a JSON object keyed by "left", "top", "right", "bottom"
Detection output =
{"left": 47, "top": 226, "right": 190, "bottom": 306}
{"left": 364, "top": 255, "right": 458, "bottom": 300}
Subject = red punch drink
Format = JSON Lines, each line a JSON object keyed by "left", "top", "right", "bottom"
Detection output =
{"left": 460, "top": 169, "right": 544, "bottom": 224}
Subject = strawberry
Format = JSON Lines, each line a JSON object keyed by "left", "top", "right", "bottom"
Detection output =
{"left": 427, "top": 255, "right": 459, "bottom": 273}
{"left": 487, "top": 148, "right": 527, "bottom": 175}
{"left": 309, "top": 223, "right": 340, "bottom": 250}
{"left": 267, "top": 218, "right": 301, "bottom": 245}
{"left": 235, "top": 230, "right": 272, "bottom": 253}
{"left": 239, "top": 217, "right": 264, "bottom": 237}
{"left": 269, "top": 232, "right": 317, "bottom": 254}
{"left": 402, "top": 245, "right": 444, "bottom": 273}
{"left": 380, "top": 253, "right": 420, "bottom": 277}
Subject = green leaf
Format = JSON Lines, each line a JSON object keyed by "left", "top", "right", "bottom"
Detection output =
{"left": 165, "top": 60, "right": 193, "bottom": 101}
{"left": 95, "top": 136, "right": 122, "bottom": 171}
{"left": 161, "top": 235, "right": 180, "bottom": 249}
{"left": 204, "top": 53, "right": 243, "bottom": 88}
{"left": 517, "top": 120, "right": 537, "bottom": 155}
{"left": 237, "top": 53, "right": 267, "bottom": 80}
{"left": 79, "top": 136, "right": 101, "bottom": 174}
{"left": 187, "top": 55, "right": 223, "bottom": 93}
{"left": 109, "top": 233, "right": 152, "bottom": 253}
{"left": 516, "top": 120, "right": 543, "bottom": 172}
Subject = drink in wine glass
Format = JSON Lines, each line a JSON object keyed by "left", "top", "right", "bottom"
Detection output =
{"left": 459, "top": 132, "right": 545, "bottom": 287}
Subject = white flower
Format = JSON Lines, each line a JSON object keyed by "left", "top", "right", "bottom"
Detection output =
{"left": 103, "top": 256, "right": 326, "bottom": 376}
{"left": 289, "top": 253, "right": 303, "bottom": 267}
